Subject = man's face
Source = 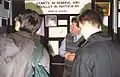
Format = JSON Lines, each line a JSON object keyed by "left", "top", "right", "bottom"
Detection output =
{"left": 70, "top": 22, "right": 80, "bottom": 35}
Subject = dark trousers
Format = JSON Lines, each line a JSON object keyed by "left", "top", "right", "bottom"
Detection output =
{"left": 63, "top": 59, "right": 73, "bottom": 77}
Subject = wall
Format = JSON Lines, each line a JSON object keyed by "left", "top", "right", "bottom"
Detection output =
{"left": 0, "top": 0, "right": 9, "bottom": 18}
{"left": 0, "top": 0, "right": 11, "bottom": 33}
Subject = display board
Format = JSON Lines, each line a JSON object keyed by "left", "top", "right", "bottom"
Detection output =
{"left": 25, "top": 0, "right": 91, "bottom": 56}
{"left": 25, "top": 0, "right": 91, "bottom": 14}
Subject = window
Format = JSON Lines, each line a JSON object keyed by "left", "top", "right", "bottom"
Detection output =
{"left": 2, "top": 18, "right": 7, "bottom": 26}
{"left": 4, "top": 1, "right": 9, "bottom": 10}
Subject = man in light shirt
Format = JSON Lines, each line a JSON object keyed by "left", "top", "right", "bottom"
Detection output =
{"left": 59, "top": 16, "right": 85, "bottom": 77}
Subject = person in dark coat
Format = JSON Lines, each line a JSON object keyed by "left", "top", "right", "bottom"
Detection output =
{"left": 72, "top": 9, "right": 120, "bottom": 77}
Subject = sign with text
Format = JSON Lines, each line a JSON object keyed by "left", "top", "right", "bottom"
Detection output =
{"left": 25, "top": 0, "right": 91, "bottom": 14}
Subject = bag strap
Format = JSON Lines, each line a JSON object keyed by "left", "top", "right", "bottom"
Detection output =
{"left": 33, "top": 41, "right": 43, "bottom": 65}
{"left": 28, "top": 42, "right": 44, "bottom": 77}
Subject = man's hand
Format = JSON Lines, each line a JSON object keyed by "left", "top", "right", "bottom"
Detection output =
{"left": 64, "top": 52, "right": 71, "bottom": 59}
{"left": 67, "top": 53, "right": 75, "bottom": 61}
{"left": 64, "top": 52, "right": 76, "bottom": 61}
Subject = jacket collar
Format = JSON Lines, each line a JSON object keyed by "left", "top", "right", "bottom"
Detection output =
{"left": 14, "top": 31, "right": 33, "bottom": 40}
{"left": 81, "top": 32, "right": 112, "bottom": 47}
{"left": 15, "top": 31, "right": 41, "bottom": 42}
{"left": 88, "top": 32, "right": 111, "bottom": 42}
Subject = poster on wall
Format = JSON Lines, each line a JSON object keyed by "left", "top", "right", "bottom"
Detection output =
{"left": 49, "top": 27, "right": 67, "bottom": 38}
{"left": 118, "top": 13, "right": 120, "bottom": 28}
{"left": 95, "top": 2, "right": 110, "bottom": 16}
{"left": 45, "top": 15, "right": 57, "bottom": 27}
{"left": 58, "top": 20, "right": 67, "bottom": 25}
{"left": 48, "top": 41, "right": 59, "bottom": 56}
{"left": 25, "top": 0, "right": 91, "bottom": 14}
{"left": 25, "top": 0, "right": 91, "bottom": 55}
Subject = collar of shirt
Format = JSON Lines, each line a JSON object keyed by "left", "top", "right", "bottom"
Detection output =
{"left": 73, "top": 34, "right": 82, "bottom": 42}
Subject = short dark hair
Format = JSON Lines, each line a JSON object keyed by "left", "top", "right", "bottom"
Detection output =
{"left": 71, "top": 16, "right": 77, "bottom": 23}
{"left": 71, "top": 16, "right": 79, "bottom": 27}
{"left": 15, "top": 9, "right": 43, "bottom": 35}
{"left": 79, "top": 9, "right": 102, "bottom": 28}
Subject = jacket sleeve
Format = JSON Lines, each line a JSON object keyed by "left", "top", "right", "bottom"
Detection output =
{"left": 72, "top": 49, "right": 95, "bottom": 77}
{"left": 59, "top": 38, "right": 66, "bottom": 57}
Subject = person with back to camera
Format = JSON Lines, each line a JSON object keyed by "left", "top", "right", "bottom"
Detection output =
{"left": 59, "top": 16, "right": 85, "bottom": 77}
{"left": 72, "top": 9, "right": 120, "bottom": 77}
{"left": 0, "top": 9, "right": 50, "bottom": 77}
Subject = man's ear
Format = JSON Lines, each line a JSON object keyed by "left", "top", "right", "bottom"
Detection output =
{"left": 15, "top": 21, "right": 21, "bottom": 31}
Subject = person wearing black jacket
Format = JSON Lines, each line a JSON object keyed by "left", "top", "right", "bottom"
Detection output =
{"left": 72, "top": 9, "right": 120, "bottom": 77}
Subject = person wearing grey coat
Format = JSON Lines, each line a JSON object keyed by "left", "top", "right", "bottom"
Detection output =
{"left": 0, "top": 9, "right": 50, "bottom": 77}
